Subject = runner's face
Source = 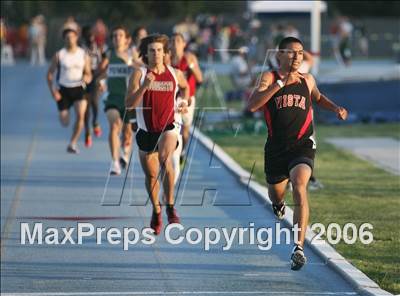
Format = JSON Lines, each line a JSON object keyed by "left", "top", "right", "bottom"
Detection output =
{"left": 147, "top": 42, "right": 165, "bottom": 66}
{"left": 278, "top": 42, "right": 304, "bottom": 72}
{"left": 171, "top": 35, "right": 185, "bottom": 54}
{"left": 137, "top": 29, "right": 147, "bottom": 41}
{"left": 112, "top": 29, "right": 128, "bottom": 49}
{"left": 64, "top": 31, "right": 78, "bottom": 47}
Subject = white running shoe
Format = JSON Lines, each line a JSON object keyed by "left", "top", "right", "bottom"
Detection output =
{"left": 290, "top": 244, "right": 307, "bottom": 271}
{"left": 110, "top": 160, "right": 121, "bottom": 176}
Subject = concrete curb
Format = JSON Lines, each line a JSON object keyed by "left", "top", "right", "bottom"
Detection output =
{"left": 193, "top": 129, "right": 393, "bottom": 296}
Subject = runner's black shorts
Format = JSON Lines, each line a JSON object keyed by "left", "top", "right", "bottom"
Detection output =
{"left": 136, "top": 123, "right": 179, "bottom": 153}
{"left": 264, "top": 138, "right": 316, "bottom": 184}
{"left": 85, "top": 71, "right": 98, "bottom": 94}
{"left": 57, "top": 85, "right": 85, "bottom": 111}
{"left": 104, "top": 104, "right": 136, "bottom": 124}
{"left": 85, "top": 80, "right": 96, "bottom": 94}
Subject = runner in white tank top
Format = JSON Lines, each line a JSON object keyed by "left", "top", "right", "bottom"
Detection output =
{"left": 57, "top": 47, "right": 86, "bottom": 87}
{"left": 47, "top": 27, "right": 92, "bottom": 154}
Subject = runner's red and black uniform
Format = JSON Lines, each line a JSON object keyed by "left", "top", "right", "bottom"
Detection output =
{"left": 263, "top": 71, "right": 316, "bottom": 184}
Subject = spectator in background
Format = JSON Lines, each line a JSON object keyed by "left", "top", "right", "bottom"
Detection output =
{"left": 267, "top": 24, "right": 290, "bottom": 69}
{"left": 247, "top": 18, "right": 261, "bottom": 66}
{"left": 198, "top": 25, "right": 212, "bottom": 60}
{"left": 29, "top": 15, "right": 47, "bottom": 66}
{"left": 284, "top": 24, "right": 300, "bottom": 39}
{"left": 338, "top": 16, "right": 353, "bottom": 66}
{"left": 355, "top": 22, "right": 369, "bottom": 57}
{"left": 207, "top": 15, "right": 220, "bottom": 59}
{"left": 173, "top": 18, "right": 190, "bottom": 43}
{"left": 330, "top": 16, "right": 353, "bottom": 66}
{"left": 1, "top": 18, "right": 15, "bottom": 65}
{"left": 329, "top": 17, "right": 342, "bottom": 65}
{"left": 1, "top": 18, "right": 7, "bottom": 47}
{"left": 186, "top": 16, "right": 199, "bottom": 51}
{"left": 215, "top": 25, "right": 230, "bottom": 63}
{"left": 273, "top": 24, "right": 286, "bottom": 48}
{"left": 228, "top": 46, "right": 251, "bottom": 102}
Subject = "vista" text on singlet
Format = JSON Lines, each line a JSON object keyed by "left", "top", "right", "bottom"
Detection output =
{"left": 274, "top": 94, "right": 306, "bottom": 110}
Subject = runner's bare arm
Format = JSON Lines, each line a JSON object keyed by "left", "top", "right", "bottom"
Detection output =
{"left": 92, "top": 52, "right": 104, "bottom": 80}
{"left": 83, "top": 54, "right": 92, "bottom": 85}
{"left": 125, "top": 68, "right": 153, "bottom": 109}
{"left": 308, "top": 74, "right": 348, "bottom": 120}
{"left": 97, "top": 57, "right": 109, "bottom": 80}
{"left": 186, "top": 53, "right": 203, "bottom": 84}
{"left": 247, "top": 72, "right": 281, "bottom": 112}
{"left": 46, "top": 54, "right": 61, "bottom": 101}
{"left": 46, "top": 54, "right": 57, "bottom": 90}
{"left": 175, "top": 69, "right": 190, "bottom": 113}
{"left": 176, "top": 69, "right": 191, "bottom": 109}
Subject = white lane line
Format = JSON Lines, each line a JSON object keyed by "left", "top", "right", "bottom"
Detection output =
{"left": 0, "top": 132, "right": 38, "bottom": 256}
{"left": 1, "top": 291, "right": 359, "bottom": 295}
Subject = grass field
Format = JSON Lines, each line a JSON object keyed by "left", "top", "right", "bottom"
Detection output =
{"left": 197, "top": 74, "right": 245, "bottom": 110}
{"left": 202, "top": 121, "right": 400, "bottom": 294}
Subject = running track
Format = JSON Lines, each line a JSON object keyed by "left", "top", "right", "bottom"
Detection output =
{"left": 1, "top": 64, "right": 359, "bottom": 295}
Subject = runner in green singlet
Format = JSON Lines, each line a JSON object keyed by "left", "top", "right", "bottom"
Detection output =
{"left": 98, "top": 25, "right": 135, "bottom": 175}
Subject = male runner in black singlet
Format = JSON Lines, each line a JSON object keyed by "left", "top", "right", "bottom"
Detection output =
{"left": 248, "top": 37, "right": 348, "bottom": 270}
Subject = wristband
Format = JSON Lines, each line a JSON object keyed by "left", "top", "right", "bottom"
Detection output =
{"left": 276, "top": 79, "right": 284, "bottom": 88}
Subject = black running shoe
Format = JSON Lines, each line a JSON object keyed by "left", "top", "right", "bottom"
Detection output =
{"left": 119, "top": 156, "right": 128, "bottom": 169}
{"left": 272, "top": 202, "right": 286, "bottom": 220}
{"left": 291, "top": 244, "right": 307, "bottom": 271}
{"left": 67, "top": 144, "right": 79, "bottom": 154}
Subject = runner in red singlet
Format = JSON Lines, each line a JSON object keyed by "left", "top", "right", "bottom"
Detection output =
{"left": 125, "top": 34, "right": 189, "bottom": 235}
{"left": 170, "top": 33, "right": 203, "bottom": 163}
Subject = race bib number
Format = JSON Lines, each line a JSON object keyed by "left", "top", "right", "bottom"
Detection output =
{"left": 107, "top": 64, "right": 133, "bottom": 78}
